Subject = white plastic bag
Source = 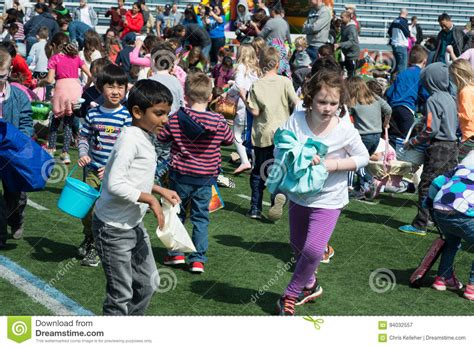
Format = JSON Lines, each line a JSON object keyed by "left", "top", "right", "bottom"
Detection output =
{"left": 156, "top": 201, "right": 196, "bottom": 253}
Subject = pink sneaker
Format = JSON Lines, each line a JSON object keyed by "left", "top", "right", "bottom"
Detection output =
{"left": 432, "top": 275, "right": 463, "bottom": 291}
{"left": 464, "top": 283, "right": 474, "bottom": 301}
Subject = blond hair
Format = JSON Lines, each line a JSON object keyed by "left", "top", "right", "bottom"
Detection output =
{"left": 346, "top": 76, "right": 376, "bottom": 106}
{"left": 237, "top": 44, "right": 262, "bottom": 78}
{"left": 450, "top": 59, "right": 474, "bottom": 92}
{"left": 251, "top": 37, "right": 267, "bottom": 57}
{"left": 185, "top": 72, "right": 213, "bottom": 104}
{"left": 294, "top": 36, "right": 308, "bottom": 49}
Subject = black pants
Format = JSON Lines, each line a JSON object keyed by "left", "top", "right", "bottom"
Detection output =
{"left": 412, "top": 141, "right": 458, "bottom": 229}
{"left": 210, "top": 37, "right": 226, "bottom": 65}
{"left": 250, "top": 146, "right": 275, "bottom": 213}
{"left": 341, "top": 59, "right": 357, "bottom": 77}
{"left": 0, "top": 181, "right": 27, "bottom": 242}
{"left": 388, "top": 105, "right": 415, "bottom": 147}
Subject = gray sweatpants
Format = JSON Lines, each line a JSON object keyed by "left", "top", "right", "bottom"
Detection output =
{"left": 92, "top": 216, "right": 158, "bottom": 316}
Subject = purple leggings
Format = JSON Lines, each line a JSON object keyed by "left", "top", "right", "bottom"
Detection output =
{"left": 285, "top": 202, "right": 341, "bottom": 297}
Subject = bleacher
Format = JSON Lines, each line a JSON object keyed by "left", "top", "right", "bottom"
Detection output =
{"left": 333, "top": 0, "right": 474, "bottom": 39}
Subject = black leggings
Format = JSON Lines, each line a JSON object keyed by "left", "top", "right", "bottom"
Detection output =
{"left": 210, "top": 37, "right": 226, "bottom": 65}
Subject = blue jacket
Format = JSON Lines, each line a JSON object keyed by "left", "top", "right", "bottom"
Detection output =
{"left": 24, "top": 12, "right": 59, "bottom": 39}
{"left": 386, "top": 66, "right": 429, "bottom": 111}
{"left": 267, "top": 129, "right": 328, "bottom": 195}
{"left": 1, "top": 84, "right": 33, "bottom": 137}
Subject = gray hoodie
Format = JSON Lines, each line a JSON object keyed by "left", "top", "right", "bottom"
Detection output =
{"left": 411, "top": 62, "right": 458, "bottom": 145}
{"left": 303, "top": 4, "right": 331, "bottom": 47}
{"left": 236, "top": 0, "right": 251, "bottom": 24}
{"left": 339, "top": 20, "right": 360, "bottom": 60}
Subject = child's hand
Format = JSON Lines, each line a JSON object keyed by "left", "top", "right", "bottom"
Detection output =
{"left": 150, "top": 199, "right": 165, "bottom": 230}
{"left": 135, "top": 39, "right": 143, "bottom": 47}
{"left": 97, "top": 167, "right": 105, "bottom": 180}
{"left": 160, "top": 188, "right": 181, "bottom": 206}
{"left": 311, "top": 155, "right": 321, "bottom": 166}
{"left": 403, "top": 141, "right": 413, "bottom": 150}
{"left": 78, "top": 156, "right": 91, "bottom": 167}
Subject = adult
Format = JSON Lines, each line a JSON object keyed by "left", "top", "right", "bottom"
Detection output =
{"left": 303, "top": 0, "right": 331, "bottom": 62}
{"left": 234, "top": 0, "right": 252, "bottom": 30}
{"left": 258, "top": 6, "right": 291, "bottom": 45}
{"left": 105, "top": 0, "right": 127, "bottom": 34}
{"left": 335, "top": 10, "right": 359, "bottom": 77}
{"left": 121, "top": 2, "right": 144, "bottom": 39}
{"left": 57, "top": 16, "right": 91, "bottom": 50}
{"left": 74, "top": 0, "right": 98, "bottom": 30}
{"left": 433, "top": 13, "right": 471, "bottom": 64}
{"left": 388, "top": 8, "right": 410, "bottom": 74}
{"left": 182, "top": 23, "right": 211, "bottom": 59}
{"left": 205, "top": 4, "right": 226, "bottom": 65}
{"left": 24, "top": 3, "right": 59, "bottom": 54}
{"left": 181, "top": 7, "right": 198, "bottom": 27}
{"left": 410, "top": 16, "right": 423, "bottom": 44}
{"left": 256, "top": 0, "right": 270, "bottom": 17}
{"left": 156, "top": 4, "right": 183, "bottom": 36}
{"left": 238, "top": 8, "right": 268, "bottom": 39}
{"left": 345, "top": 4, "right": 360, "bottom": 33}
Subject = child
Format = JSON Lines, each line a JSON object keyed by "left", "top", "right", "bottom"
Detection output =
{"left": 45, "top": 32, "right": 92, "bottom": 164}
{"left": 179, "top": 46, "right": 208, "bottom": 73}
{"left": 243, "top": 46, "right": 299, "bottom": 221}
{"left": 346, "top": 76, "right": 391, "bottom": 195}
{"left": 79, "top": 30, "right": 104, "bottom": 83}
{"left": 149, "top": 42, "right": 185, "bottom": 183}
{"left": 399, "top": 62, "right": 459, "bottom": 236}
{"left": 228, "top": 44, "right": 261, "bottom": 174}
{"left": 0, "top": 41, "right": 33, "bottom": 88}
{"left": 276, "top": 71, "right": 369, "bottom": 315}
{"left": 115, "top": 32, "right": 136, "bottom": 81}
{"left": 334, "top": 10, "right": 360, "bottom": 77}
{"left": 290, "top": 36, "right": 312, "bottom": 72}
{"left": 449, "top": 59, "right": 474, "bottom": 161}
{"left": 80, "top": 57, "right": 110, "bottom": 119}
{"left": 157, "top": 72, "right": 234, "bottom": 273}
{"left": 129, "top": 35, "right": 161, "bottom": 81}
{"left": 92, "top": 79, "right": 180, "bottom": 315}
{"left": 211, "top": 55, "right": 235, "bottom": 89}
{"left": 386, "top": 45, "right": 429, "bottom": 147}
{"left": 0, "top": 47, "right": 33, "bottom": 248}
{"left": 77, "top": 63, "right": 130, "bottom": 267}
{"left": 251, "top": 36, "right": 267, "bottom": 58}
{"left": 27, "top": 26, "right": 49, "bottom": 80}
{"left": 426, "top": 151, "right": 474, "bottom": 301}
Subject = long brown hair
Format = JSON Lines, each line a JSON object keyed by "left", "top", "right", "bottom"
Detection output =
{"left": 346, "top": 76, "right": 376, "bottom": 106}
{"left": 83, "top": 30, "right": 105, "bottom": 62}
{"left": 47, "top": 32, "right": 78, "bottom": 58}
{"left": 303, "top": 70, "right": 347, "bottom": 116}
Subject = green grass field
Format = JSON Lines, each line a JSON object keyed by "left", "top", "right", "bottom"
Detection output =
{"left": 1, "top": 146, "right": 473, "bottom": 316}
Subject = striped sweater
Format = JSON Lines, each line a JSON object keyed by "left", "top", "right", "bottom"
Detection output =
{"left": 157, "top": 107, "right": 234, "bottom": 185}
{"left": 78, "top": 105, "right": 132, "bottom": 167}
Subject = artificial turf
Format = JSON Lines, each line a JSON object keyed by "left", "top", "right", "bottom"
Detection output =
{"left": 1, "top": 146, "right": 473, "bottom": 316}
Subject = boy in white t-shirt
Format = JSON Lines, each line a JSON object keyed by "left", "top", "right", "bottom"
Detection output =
{"left": 92, "top": 79, "right": 180, "bottom": 315}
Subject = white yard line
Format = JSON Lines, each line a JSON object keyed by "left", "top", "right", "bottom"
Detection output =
{"left": 27, "top": 199, "right": 49, "bottom": 211}
{"left": 235, "top": 194, "right": 271, "bottom": 207}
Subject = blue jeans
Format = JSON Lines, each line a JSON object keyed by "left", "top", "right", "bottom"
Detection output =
{"left": 433, "top": 210, "right": 474, "bottom": 283}
{"left": 357, "top": 133, "right": 380, "bottom": 190}
{"left": 201, "top": 44, "right": 212, "bottom": 61}
{"left": 307, "top": 45, "right": 320, "bottom": 63}
{"left": 168, "top": 180, "right": 212, "bottom": 263}
{"left": 250, "top": 146, "right": 276, "bottom": 213}
{"left": 392, "top": 45, "right": 408, "bottom": 74}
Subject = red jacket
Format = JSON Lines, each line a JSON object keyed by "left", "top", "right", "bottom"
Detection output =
{"left": 12, "top": 55, "right": 33, "bottom": 88}
{"left": 120, "top": 11, "right": 144, "bottom": 38}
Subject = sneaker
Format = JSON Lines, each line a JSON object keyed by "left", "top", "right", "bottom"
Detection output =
{"left": 432, "top": 275, "right": 463, "bottom": 291}
{"left": 276, "top": 295, "right": 297, "bottom": 316}
{"left": 47, "top": 148, "right": 56, "bottom": 156}
{"left": 164, "top": 255, "right": 186, "bottom": 266}
{"left": 189, "top": 261, "right": 205, "bottom": 274}
{"left": 78, "top": 237, "right": 92, "bottom": 258}
{"left": 246, "top": 209, "right": 262, "bottom": 220}
{"left": 60, "top": 152, "right": 71, "bottom": 165}
{"left": 398, "top": 225, "right": 427, "bottom": 236}
{"left": 320, "top": 245, "right": 335, "bottom": 264}
{"left": 11, "top": 225, "right": 24, "bottom": 240}
{"left": 367, "top": 179, "right": 383, "bottom": 200}
{"left": 217, "top": 174, "right": 235, "bottom": 188}
{"left": 81, "top": 247, "right": 100, "bottom": 267}
{"left": 268, "top": 193, "right": 287, "bottom": 222}
{"left": 296, "top": 282, "right": 323, "bottom": 306}
{"left": 463, "top": 283, "right": 474, "bottom": 301}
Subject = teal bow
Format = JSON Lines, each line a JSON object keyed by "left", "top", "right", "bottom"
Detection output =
{"left": 267, "top": 129, "right": 329, "bottom": 195}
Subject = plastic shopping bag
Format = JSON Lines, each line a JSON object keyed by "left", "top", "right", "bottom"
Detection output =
{"left": 156, "top": 200, "right": 196, "bottom": 253}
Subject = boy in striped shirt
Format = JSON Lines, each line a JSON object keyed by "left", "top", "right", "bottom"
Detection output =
{"left": 157, "top": 72, "right": 234, "bottom": 273}
{"left": 77, "top": 64, "right": 131, "bottom": 267}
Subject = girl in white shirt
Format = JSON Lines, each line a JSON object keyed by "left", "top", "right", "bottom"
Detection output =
{"left": 228, "top": 44, "right": 261, "bottom": 174}
{"left": 276, "top": 71, "right": 369, "bottom": 316}
{"left": 79, "top": 30, "right": 104, "bottom": 84}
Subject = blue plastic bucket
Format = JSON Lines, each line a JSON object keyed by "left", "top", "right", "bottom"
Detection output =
{"left": 57, "top": 165, "right": 101, "bottom": 218}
